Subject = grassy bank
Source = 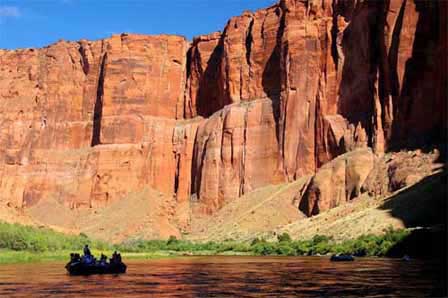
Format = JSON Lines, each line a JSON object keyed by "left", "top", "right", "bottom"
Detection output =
{"left": 0, "top": 222, "right": 410, "bottom": 263}
{"left": 0, "top": 250, "right": 194, "bottom": 264}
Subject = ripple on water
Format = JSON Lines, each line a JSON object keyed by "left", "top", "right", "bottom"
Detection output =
{"left": 0, "top": 256, "right": 444, "bottom": 298}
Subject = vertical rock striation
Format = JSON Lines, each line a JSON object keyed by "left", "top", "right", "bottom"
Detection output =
{"left": 191, "top": 99, "right": 284, "bottom": 214}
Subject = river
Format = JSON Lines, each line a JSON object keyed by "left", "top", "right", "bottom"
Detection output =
{"left": 0, "top": 256, "right": 444, "bottom": 297}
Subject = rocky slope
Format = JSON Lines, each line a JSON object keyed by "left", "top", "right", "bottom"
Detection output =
{"left": 0, "top": 0, "right": 446, "bottom": 239}
{"left": 186, "top": 148, "right": 445, "bottom": 242}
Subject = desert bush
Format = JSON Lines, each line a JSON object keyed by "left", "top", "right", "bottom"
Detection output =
{"left": 277, "top": 232, "right": 292, "bottom": 243}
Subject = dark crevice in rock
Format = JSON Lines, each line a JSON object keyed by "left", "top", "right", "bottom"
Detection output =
{"left": 191, "top": 134, "right": 209, "bottom": 201}
{"left": 186, "top": 46, "right": 193, "bottom": 78}
{"left": 388, "top": 0, "right": 407, "bottom": 98}
{"left": 298, "top": 177, "right": 314, "bottom": 217}
{"left": 314, "top": 80, "right": 322, "bottom": 170}
{"left": 91, "top": 53, "right": 107, "bottom": 146}
{"left": 260, "top": 13, "right": 267, "bottom": 48}
{"left": 330, "top": 0, "right": 339, "bottom": 71}
{"left": 245, "top": 18, "right": 254, "bottom": 67}
{"left": 174, "top": 153, "right": 181, "bottom": 197}
{"left": 189, "top": 128, "right": 200, "bottom": 198}
{"left": 78, "top": 43, "right": 90, "bottom": 76}
{"left": 239, "top": 107, "right": 249, "bottom": 196}
{"left": 375, "top": 0, "right": 397, "bottom": 145}
{"left": 371, "top": 1, "right": 389, "bottom": 150}
{"left": 183, "top": 46, "right": 193, "bottom": 118}
{"left": 280, "top": 43, "right": 289, "bottom": 175}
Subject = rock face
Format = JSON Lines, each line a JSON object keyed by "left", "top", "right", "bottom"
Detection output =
{"left": 297, "top": 149, "right": 376, "bottom": 216}
{"left": 0, "top": 0, "right": 445, "bottom": 234}
{"left": 362, "top": 149, "right": 440, "bottom": 199}
{"left": 295, "top": 147, "right": 443, "bottom": 217}
{"left": 97, "top": 34, "right": 189, "bottom": 145}
{"left": 191, "top": 99, "right": 284, "bottom": 214}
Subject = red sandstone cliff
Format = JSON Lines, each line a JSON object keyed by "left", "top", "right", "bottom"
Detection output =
{"left": 0, "top": 0, "right": 445, "bottom": 231}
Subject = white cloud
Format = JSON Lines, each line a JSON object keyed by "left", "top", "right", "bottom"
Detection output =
{"left": 0, "top": 6, "right": 21, "bottom": 18}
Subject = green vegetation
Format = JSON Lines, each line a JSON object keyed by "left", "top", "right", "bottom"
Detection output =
{"left": 0, "top": 222, "right": 111, "bottom": 252}
{"left": 117, "top": 229, "right": 409, "bottom": 257}
{"left": 0, "top": 222, "right": 411, "bottom": 263}
{"left": 0, "top": 250, "right": 184, "bottom": 264}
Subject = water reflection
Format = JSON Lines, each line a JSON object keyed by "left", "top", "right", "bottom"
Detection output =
{"left": 0, "top": 256, "right": 443, "bottom": 297}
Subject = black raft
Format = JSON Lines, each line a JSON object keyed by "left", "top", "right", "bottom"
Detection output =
{"left": 330, "top": 254, "right": 355, "bottom": 262}
{"left": 65, "top": 246, "right": 126, "bottom": 275}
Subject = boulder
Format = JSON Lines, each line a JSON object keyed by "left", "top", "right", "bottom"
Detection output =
{"left": 298, "top": 149, "right": 375, "bottom": 216}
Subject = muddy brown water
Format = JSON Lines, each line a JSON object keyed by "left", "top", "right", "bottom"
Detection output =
{"left": 0, "top": 256, "right": 444, "bottom": 297}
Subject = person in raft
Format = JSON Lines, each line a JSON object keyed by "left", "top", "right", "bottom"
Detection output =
{"left": 82, "top": 244, "right": 94, "bottom": 264}
{"left": 83, "top": 244, "right": 91, "bottom": 256}
{"left": 111, "top": 251, "right": 122, "bottom": 264}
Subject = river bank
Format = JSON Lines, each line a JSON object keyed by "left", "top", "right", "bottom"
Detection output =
{"left": 0, "top": 250, "right": 180, "bottom": 264}
{"left": 0, "top": 221, "right": 423, "bottom": 264}
{"left": 0, "top": 249, "right": 264, "bottom": 264}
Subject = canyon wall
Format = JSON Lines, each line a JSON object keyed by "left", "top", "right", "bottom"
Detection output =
{"left": 0, "top": 0, "right": 445, "bottom": 228}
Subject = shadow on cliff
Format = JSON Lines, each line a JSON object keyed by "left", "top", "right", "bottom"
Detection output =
{"left": 335, "top": 0, "right": 376, "bottom": 147}
{"left": 384, "top": 167, "right": 447, "bottom": 296}
{"left": 262, "top": 9, "right": 284, "bottom": 145}
{"left": 335, "top": 0, "right": 447, "bottom": 155}
{"left": 379, "top": 167, "right": 447, "bottom": 259}
{"left": 194, "top": 33, "right": 227, "bottom": 118}
{"left": 380, "top": 167, "right": 447, "bottom": 297}
{"left": 390, "top": 0, "right": 447, "bottom": 154}
{"left": 379, "top": 168, "right": 446, "bottom": 228}
{"left": 262, "top": 48, "right": 282, "bottom": 144}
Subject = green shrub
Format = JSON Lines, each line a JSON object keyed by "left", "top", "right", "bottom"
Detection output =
{"left": 250, "top": 237, "right": 264, "bottom": 246}
{"left": 276, "top": 243, "right": 295, "bottom": 256}
{"left": 0, "top": 222, "right": 110, "bottom": 252}
{"left": 312, "top": 235, "right": 330, "bottom": 245}
{"left": 167, "top": 235, "right": 178, "bottom": 246}
{"left": 289, "top": 240, "right": 310, "bottom": 255}
{"left": 252, "top": 242, "right": 276, "bottom": 255}
{"left": 277, "top": 232, "right": 292, "bottom": 243}
{"left": 79, "top": 232, "right": 89, "bottom": 239}
{"left": 0, "top": 221, "right": 410, "bottom": 258}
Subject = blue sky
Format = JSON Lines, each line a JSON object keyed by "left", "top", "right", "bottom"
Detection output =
{"left": 0, "top": 0, "right": 276, "bottom": 50}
